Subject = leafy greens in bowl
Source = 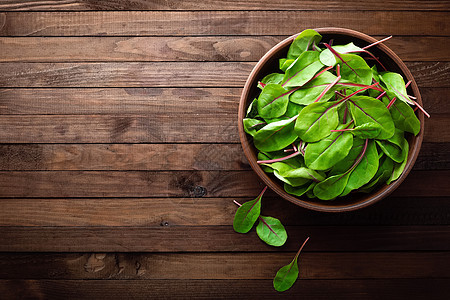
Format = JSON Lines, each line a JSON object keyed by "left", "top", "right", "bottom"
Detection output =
{"left": 238, "top": 28, "right": 425, "bottom": 212}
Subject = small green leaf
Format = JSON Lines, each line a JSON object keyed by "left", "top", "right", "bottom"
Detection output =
{"left": 376, "top": 129, "right": 407, "bottom": 163}
{"left": 233, "top": 187, "right": 267, "bottom": 233}
{"left": 243, "top": 118, "right": 266, "bottom": 136}
{"left": 253, "top": 116, "right": 298, "bottom": 152}
{"left": 256, "top": 216, "right": 288, "bottom": 247}
{"left": 273, "top": 237, "right": 310, "bottom": 292}
{"left": 287, "top": 29, "right": 322, "bottom": 59}
{"left": 260, "top": 73, "right": 284, "bottom": 86}
{"left": 350, "top": 123, "right": 382, "bottom": 139}
{"left": 379, "top": 72, "right": 412, "bottom": 104}
{"left": 313, "top": 172, "right": 351, "bottom": 200}
{"left": 279, "top": 58, "right": 295, "bottom": 72}
{"left": 383, "top": 95, "right": 420, "bottom": 135}
{"left": 319, "top": 42, "right": 363, "bottom": 66}
{"left": 257, "top": 83, "right": 290, "bottom": 119}
{"left": 284, "top": 182, "right": 315, "bottom": 197}
{"left": 337, "top": 53, "right": 373, "bottom": 86}
{"left": 289, "top": 71, "right": 339, "bottom": 105}
{"left": 294, "top": 101, "right": 340, "bottom": 143}
{"left": 282, "top": 51, "right": 324, "bottom": 88}
{"left": 387, "top": 138, "right": 409, "bottom": 184}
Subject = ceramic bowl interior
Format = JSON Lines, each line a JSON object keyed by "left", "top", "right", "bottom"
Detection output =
{"left": 238, "top": 27, "right": 424, "bottom": 212}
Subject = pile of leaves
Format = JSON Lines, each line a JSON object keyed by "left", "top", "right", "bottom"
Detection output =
{"left": 243, "top": 29, "right": 427, "bottom": 200}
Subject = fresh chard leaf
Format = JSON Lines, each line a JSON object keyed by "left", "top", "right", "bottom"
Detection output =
{"left": 304, "top": 123, "right": 354, "bottom": 171}
{"left": 273, "top": 237, "right": 310, "bottom": 292}
{"left": 282, "top": 51, "right": 325, "bottom": 88}
{"left": 340, "top": 140, "right": 379, "bottom": 196}
{"left": 348, "top": 96, "right": 395, "bottom": 140}
{"left": 319, "top": 42, "right": 363, "bottom": 66}
{"left": 331, "top": 51, "right": 373, "bottom": 86}
{"left": 232, "top": 187, "right": 267, "bottom": 233}
{"left": 332, "top": 123, "right": 382, "bottom": 139}
{"left": 382, "top": 95, "right": 421, "bottom": 135}
{"left": 287, "top": 29, "right": 322, "bottom": 59}
{"left": 329, "top": 137, "right": 365, "bottom": 175}
{"left": 294, "top": 101, "right": 340, "bottom": 143}
{"left": 284, "top": 182, "right": 316, "bottom": 197}
{"left": 289, "top": 71, "right": 339, "bottom": 105}
{"left": 285, "top": 102, "right": 305, "bottom": 117}
{"left": 260, "top": 73, "right": 285, "bottom": 88}
{"left": 256, "top": 216, "right": 288, "bottom": 247}
{"left": 376, "top": 129, "right": 407, "bottom": 163}
{"left": 279, "top": 58, "right": 295, "bottom": 72}
{"left": 257, "top": 83, "right": 290, "bottom": 119}
{"left": 387, "top": 137, "right": 409, "bottom": 184}
{"left": 243, "top": 118, "right": 266, "bottom": 136}
{"left": 246, "top": 98, "right": 259, "bottom": 118}
{"left": 253, "top": 116, "right": 298, "bottom": 152}
{"left": 360, "top": 155, "right": 394, "bottom": 193}
{"left": 379, "top": 72, "right": 413, "bottom": 104}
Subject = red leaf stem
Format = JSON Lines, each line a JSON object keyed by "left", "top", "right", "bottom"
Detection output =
{"left": 362, "top": 36, "right": 392, "bottom": 50}
{"left": 386, "top": 97, "right": 397, "bottom": 109}
{"left": 257, "top": 151, "right": 301, "bottom": 164}
{"left": 314, "top": 75, "right": 341, "bottom": 102}
{"left": 376, "top": 91, "right": 386, "bottom": 99}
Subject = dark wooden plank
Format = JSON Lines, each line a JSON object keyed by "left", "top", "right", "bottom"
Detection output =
{"left": 0, "top": 142, "right": 446, "bottom": 171}
{"left": 0, "top": 196, "right": 448, "bottom": 227}
{"left": 1, "top": 0, "right": 448, "bottom": 11}
{"left": 0, "top": 36, "right": 448, "bottom": 62}
{"left": 0, "top": 11, "right": 448, "bottom": 36}
{"left": 0, "top": 252, "right": 448, "bottom": 279}
{"left": 0, "top": 62, "right": 447, "bottom": 87}
{"left": 0, "top": 114, "right": 446, "bottom": 143}
{"left": 0, "top": 225, "right": 449, "bottom": 252}
{"left": 1, "top": 279, "right": 449, "bottom": 300}
{"left": 0, "top": 87, "right": 446, "bottom": 115}
{"left": 0, "top": 170, "right": 447, "bottom": 198}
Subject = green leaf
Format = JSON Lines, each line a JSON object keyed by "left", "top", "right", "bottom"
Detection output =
{"left": 243, "top": 118, "right": 266, "bottom": 136}
{"left": 313, "top": 172, "right": 351, "bottom": 200}
{"left": 282, "top": 51, "right": 324, "bottom": 88}
{"left": 379, "top": 72, "right": 413, "bottom": 104}
{"left": 304, "top": 124, "right": 354, "bottom": 170}
{"left": 360, "top": 156, "right": 394, "bottom": 193}
{"left": 329, "top": 137, "right": 365, "bottom": 175}
{"left": 289, "top": 71, "right": 339, "bottom": 105}
{"left": 246, "top": 98, "right": 258, "bottom": 118}
{"left": 348, "top": 96, "right": 395, "bottom": 140}
{"left": 376, "top": 129, "right": 407, "bottom": 163}
{"left": 232, "top": 187, "right": 267, "bottom": 233}
{"left": 340, "top": 140, "right": 379, "bottom": 196}
{"left": 273, "top": 237, "right": 310, "bottom": 292}
{"left": 337, "top": 53, "right": 373, "bottom": 86}
{"left": 280, "top": 167, "right": 326, "bottom": 182}
{"left": 350, "top": 123, "right": 382, "bottom": 139}
{"left": 279, "top": 59, "right": 295, "bottom": 72}
{"left": 256, "top": 216, "right": 288, "bottom": 247}
{"left": 319, "top": 42, "right": 363, "bottom": 66}
{"left": 257, "top": 83, "right": 290, "bottom": 119}
{"left": 383, "top": 95, "right": 420, "bottom": 135}
{"left": 260, "top": 73, "right": 284, "bottom": 88}
{"left": 253, "top": 116, "right": 298, "bottom": 152}
{"left": 294, "top": 101, "right": 340, "bottom": 143}
{"left": 387, "top": 138, "right": 409, "bottom": 184}
{"left": 287, "top": 29, "right": 322, "bottom": 59}
{"left": 285, "top": 102, "right": 305, "bottom": 117}
{"left": 284, "top": 182, "right": 315, "bottom": 197}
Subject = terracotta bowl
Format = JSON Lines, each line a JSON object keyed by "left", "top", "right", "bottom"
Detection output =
{"left": 238, "top": 27, "right": 424, "bottom": 212}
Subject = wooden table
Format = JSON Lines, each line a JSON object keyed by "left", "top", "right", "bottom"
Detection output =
{"left": 0, "top": 1, "right": 449, "bottom": 299}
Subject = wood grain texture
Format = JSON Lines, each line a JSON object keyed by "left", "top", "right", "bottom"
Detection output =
{"left": 0, "top": 87, "right": 446, "bottom": 115}
{"left": 0, "top": 62, "right": 447, "bottom": 87}
{"left": 1, "top": 0, "right": 448, "bottom": 11}
{"left": 0, "top": 196, "right": 448, "bottom": 227}
{"left": 0, "top": 11, "right": 448, "bottom": 36}
{"left": 1, "top": 279, "right": 449, "bottom": 300}
{"left": 0, "top": 142, "right": 447, "bottom": 171}
{"left": 0, "top": 252, "right": 448, "bottom": 279}
{"left": 0, "top": 225, "right": 449, "bottom": 252}
{"left": 0, "top": 170, "right": 448, "bottom": 198}
{"left": 0, "top": 114, "right": 446, "bottom": 143}
{"left": 1, "top": 36, "right": 448, "bottom": 62}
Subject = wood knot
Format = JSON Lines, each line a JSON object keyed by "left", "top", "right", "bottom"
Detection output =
{"left": 192, "top": 185, "right": 207, "bottom": 197}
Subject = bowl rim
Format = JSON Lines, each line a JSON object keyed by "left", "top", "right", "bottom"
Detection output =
{"left": 238, "top": 27, "right": 424, "bottom": 212}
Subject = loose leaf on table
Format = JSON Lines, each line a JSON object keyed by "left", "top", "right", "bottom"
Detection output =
{"left": 273, "top": 237, "right": 310, "bottom": 292}
{"left": 387, "top": 137, "right": 409, "bottom": 184}
{"left": 282, "top": 51, "right": 324, "bottom": 88}
{"left": 257, "top": 83, "right": 290, "bottom": 119}
{"left": 253, "top": 116, "right": 298, "bottom": 152}
{"left": 294, "top": 100, "right": 340, "bottom": 143}
{"left": 289, "top": 71, "right": 339, "bottom": 105}
{"left": 334, "top": 52, "right": 373, "bottom": 86}
{"left": 304, "top": 123, "right": 354, "bottom": 170}
{"left": 287, "top": 29, "right": 322, "bottom": 59}
{"left": 340, "top": 140, "right": 379, "bottom": 196}
{"left": 243, "top": 118, "right": 266, "bottom": 136}
{"left": 376, "top": 129, "right": 407, "bottom": 163}
{"left": 319, "top": 42, "right": 363, "bottom": 66}
{"left": 256, "top": 216, "right": 288, "bottom": 247}
{"left": 233, "top": 187, "right": 267, "bottom": 233}
{"left": 348, "top": 96, "right": 395, "bottom": 140}
{"left": 382, "top": 95, "right": 420, "bottom": 135}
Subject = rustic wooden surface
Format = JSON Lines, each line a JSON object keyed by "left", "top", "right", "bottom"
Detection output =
{"left": 0, "top": 1, "right": 449, "bottom": 299}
